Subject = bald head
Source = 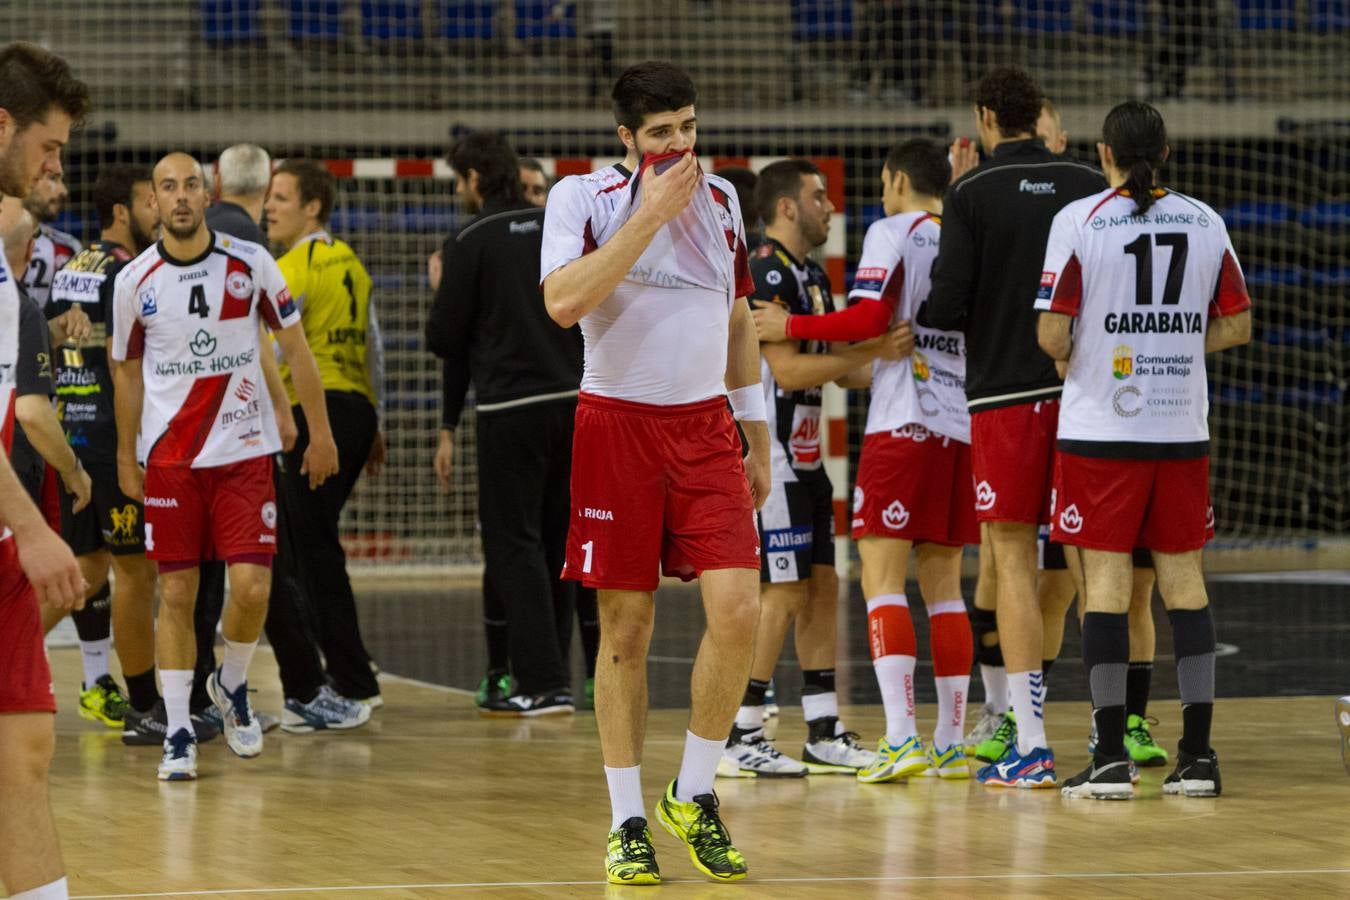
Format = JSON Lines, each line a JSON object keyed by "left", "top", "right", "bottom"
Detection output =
{"left": 152, "top": 152, "right": 209, "bottom": 242}
{"left": 0, "top": 196, "right": 38, "bottom": 272}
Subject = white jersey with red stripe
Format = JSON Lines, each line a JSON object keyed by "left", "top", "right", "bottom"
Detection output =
{"left": 110, "top": 231, "right": 300, "bottom": 469}
{"left": 1036, "top": 188, "right": 1251, "bottom": 451}
{"left": 851, "top": 211, "right": 970, "bottom": 442}
{"left": 0, "top": 238, "right": 20, "bottom": 543}
{"left": 23, "top": 223, "right": 82, "bottom": 309}
{"left": 539, "top": 156, "right": 754, "bottom": 406}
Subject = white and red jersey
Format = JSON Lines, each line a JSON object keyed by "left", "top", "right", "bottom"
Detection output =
{"left": 23, "top": 223, "right": 82, "bottom": 309}
{"left": 110, "top": 231, "right": 300, "bottom": 469}
{"left": 0, "top": 238, "right": 20, "bottom": 543}
{"left": 539, "top": 154, "right": 754, "bottom": 406}
{"left": 851, "top": 211, "right": 969, "bottom": 443}
{"left": 1036, "top": 188, "right": 1251, "bottom": 455}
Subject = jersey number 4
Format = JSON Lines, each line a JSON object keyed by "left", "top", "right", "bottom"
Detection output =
{"left": 1124, "top": 232, "right": 1188, "bottom": 306}
{"left": 188, "top": 284, "right": 212, "bottom": 318}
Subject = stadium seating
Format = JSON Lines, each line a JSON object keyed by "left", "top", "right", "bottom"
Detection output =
{"left": 1236, "top": 0, "right": 1297, "bottom": 30}
{"left": 438, "top": 1, "right": 496, "bottom": 39}
{"left": 287, "top": 0, "right": 346, "bottom": 41}
{"left": 790, "top": 0, "right": 853, "bottom": 41}
{"left": 1089, "top": 1, "right": 1142, "bottom": 36}
{"left": 362, "top": 1, "right": 424, "bottom": 40}
{"left": 201, "top": 0, "right": 265, "bottom": 45}
{"left": 514, "top": 1, "right": 574, "bottom": 40}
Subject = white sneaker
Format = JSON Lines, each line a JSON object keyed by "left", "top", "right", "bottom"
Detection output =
{"left": 157, "top": 727, "right": 198, "bottom": 781}
{"left": 802, "top": 730, "right": 878, "bottom": 774}
{"left": 963, "top": 706, "right": 1004, "bottom": 753}
{"left": 717, "top": 729, "right": 807, "bottom": 778}
{"left": 282, "top": 686, "right": 372, "bottom": 733}
{"left": 207, "top": 668, "right": 263, "bottom": 759}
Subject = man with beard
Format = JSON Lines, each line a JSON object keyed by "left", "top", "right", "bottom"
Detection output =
{"left": 21, "top": 170, "right": 81, "bottom": 307}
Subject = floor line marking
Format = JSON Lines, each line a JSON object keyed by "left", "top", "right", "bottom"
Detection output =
{"left": 73, "top": 867, "right": 1350, "bottom": 897}
{"left": 376, "top": 671, "right": 476, "bottom": 698}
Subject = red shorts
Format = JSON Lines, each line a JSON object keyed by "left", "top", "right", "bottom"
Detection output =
{"left": 562, "top": 393, "right": 760, "bottom": 592}
{"left": 142, "top": 455, "right": 277, "bottom": 568}
{"left": 0, "top": 540, "right": 56, "bottom": 714}
{"left": 1050, "top": 452, "right": 1214, "bottom": 553}
{"left": 970, "top": 399, "right": 1060, "bottom": 525}
{"left": 852, "top": 425, "right": 979, "bottom": 547}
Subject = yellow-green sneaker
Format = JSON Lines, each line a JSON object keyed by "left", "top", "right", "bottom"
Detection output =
{"left": 856, "top": 735, "right": 929, "bottom": 784}
{"left": 655, "top": 780, "right": 747, "bottom": 882}
{"left": 918, "top": 743, "right": 972, "bottom": 779}
{"left": 1124, "top": 715, "right": 1169, "bottom": 767}
{"left": 79, "top": 675, "right": 130, "bottom": 728}
{"left": 606, "top": 817, "right": 660, "bottom": 886}
{"left": 975, "top": 711, "right": 1017, "bottom": 763}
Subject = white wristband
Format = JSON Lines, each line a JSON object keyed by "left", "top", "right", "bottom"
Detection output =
{"left": 727, "top": 385, "right": 766, "bottom": 422}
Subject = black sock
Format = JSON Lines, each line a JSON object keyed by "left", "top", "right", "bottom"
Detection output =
{"left": 1168, "top": 606, "right": 1216, "bottom": 756}
{"left": 971, "top": 608, "right": 1003, "bottom": 667}
{"left": 741, "top": 678, "right": 770, "bottom": 708}
{"left": 71, "top": 583, "right": 112, "bottom": 642}
{"left": 801, "top": 668, "right": 835, "bottom": 696}
{"left": 1126, "top": 662, "right": 1153, "bottom": 719}
{"left": 1041, "top": 658, "right": 1055, "bottom": 677}
{"left": 1082, "top": 612, "right": 1129, "bottom": 758}
{"left": 125, "top": 667, "right": 159, "bottom": 713}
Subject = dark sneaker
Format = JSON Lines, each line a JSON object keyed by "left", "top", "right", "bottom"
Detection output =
{"left": 1163, "top": 747, "right": 1222, "bottom": 797}
{"left": 480, "top": 688, "right": 575, "bottom": 718}
{"left": 655, "top": 780, "right": 747, "bottom": 881}
{"left": 605, "top": 816, "right": 661, "bottom": 885}
{"left": 122, "top": 700, "right": 220, "bottom": 746}
{"left": 79, "top": 674, "right": 130, "bottom": 728}
{"left": 474, "top": 668, "right": 513, "bottom": 709}
{"left": 1061, "top": 754, "right": 1134, "bottom": 800}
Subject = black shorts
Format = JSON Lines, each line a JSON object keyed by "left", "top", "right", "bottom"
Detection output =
{"left": 1040, "top": 532, "right": 1152, "bottom": 570}
{"left": 61, "top": 465, "right": 145, "bottom": 557}
{"left": 758, "top": 473, "right": 835, "bottom": 584}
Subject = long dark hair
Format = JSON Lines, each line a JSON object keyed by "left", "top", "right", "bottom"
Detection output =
{"left": 448, "top": 131, "right": 522, "bottom": 207}
{"left": 1103, "top": 101, "right": 1168, "bottom": 216}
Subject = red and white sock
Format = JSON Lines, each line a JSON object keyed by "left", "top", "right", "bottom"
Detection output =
{"left": 928, "top": 599, "right": 974, "bottom": 749}
{"left": 867, "top": 593, "right": 916, "bottom": 746}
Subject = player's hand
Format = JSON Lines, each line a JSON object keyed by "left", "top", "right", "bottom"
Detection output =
{"left": 117, "top": 457, "right": 145, "bottom": 503}
{"left": 365, "top": 430, "right": 386, "bottom": 478}
{"left": 58, "top": 308, "right": 93, "bottom": 343}
{"left": 15, "top": 521, "right": 86, "bottom": 611}
{"left": 640, "top": 153, "right": 700, "bottom": 226}
{"left": 427, "top": 249, "right": 443, "bottom": 293}
{"left": 745, "top": 444, "right": 771, "bottom": 511}
{"left": 878, "top": 321, "right": 915, "bottom": 361}
{"left": 433, "top": 429, "right": 454, "bottom": 489}
{"left": 301, "top": 430, "right": 340, "bottom": 490}
{"left": 949, "top": 137, "right": 979, "bottom": 182}
{"left": 275, "top": 406, "right": 299, "bottom": 452}
{"left": 62, "top": 462, "right": 92, "bottom": 514}
{"left": 750, "top": 299, "right": 791, "bottom": 343}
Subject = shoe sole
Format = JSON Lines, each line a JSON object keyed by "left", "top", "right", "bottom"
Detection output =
{"left": 655, "top": 801, "right": 747, "bottom": 882}
{"left": 78, "top": 706, "right": 124, "bottom": 728}
{"left": 803, "top": 761, "right": 862, "bottom": 775}
{"left": 918, "top": 766, "right": 972, "bottom": 780}
{"left": 980, "top": 776, "right": 1058, "bottom": 789}
{"left": 1163, "top": 780, "right": 1218, "bottom": 797}
{"left": 158, "top": 769, "right": 197, "bottom": 782}
{"left": 857, "top": 757, "right": 928, "bottom": 784}
{"left": 1061, "top": 783, "right": 1133, "bottom": 800}
{"left": 206, "top": 675, "right": 263, "bottom": 759}
{"left": 606, "top": 871, "right": 661, "bottom": 886}
{"left": 479, "top": 705, "right": 575, "bottom": 718}
{"left": 1128, "top": 753, "right": 1169, "bottom": 767}
{"left": 719, "top": 758, "right": 808, "bottom": 778}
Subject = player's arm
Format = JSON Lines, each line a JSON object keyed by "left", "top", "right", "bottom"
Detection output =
{"left": 425, "top": 234, "right": 478, "bottom": 488}
{"left": 1205, "top": 310, "right": 1251, "bottom": 353}
{"left": 543, "top": 157, "right": 700, "bottom": 328}
{"left": 273, "top": 322, "right": 339, "bottom": 489}
{"left": 726, "top": 297, "right": 770, "bottom": 510}
{"left": 1033, "top": 207, "right": 1082, "bottom": 374}
{"left": 919, "top": 186, "right": 976, "bottom": 331}
{"left": 13, "top": 295, "right": 90, "bottom": 511}
{"left": 760, "top": 335, "right": 892, "bottom": 391}
{"left": 1206, "top": 237, "right": 1253, "bottom": 354}
{"left": 257, "top": 326, "right": 297, "bottom": 451}
{"left": 0, "top": 451, "right": 84, "bottom": 610}
{"left": 111, "top": 354, "right": 145, "bottom": 502}
{"left": 1037, "top": 312, "right": 1073, "bottom": 362}
{"left": 364, "top": 292, "right": 386, "bottom": 477}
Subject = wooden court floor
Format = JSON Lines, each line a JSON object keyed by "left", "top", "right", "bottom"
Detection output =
{"left": 37, "top": 647, "right": 1350, "bottom": 899}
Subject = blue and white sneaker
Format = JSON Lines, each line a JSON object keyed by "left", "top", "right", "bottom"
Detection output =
{"left": 157, "top": 727, "right": 198, "bottom": 781}
{"left": 207, "top": 668, "right": 263, "bottom": 759}
{"left": 281, "top": 686, "right": 372, "bottom": 733}
{"left": 975, "top": 745, "right": 1057, "bottom": 789}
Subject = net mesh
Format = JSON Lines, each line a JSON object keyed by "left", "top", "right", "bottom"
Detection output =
{"left": 7, "top": 0, "right": 1347, "bottom": 569}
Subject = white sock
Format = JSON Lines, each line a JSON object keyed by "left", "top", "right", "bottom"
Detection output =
{"left": 219, "top": 636, "right": 258, "bottom": 693}
{"left": 980, "top": 663, "right": 1007, "bottom": 714}
{"left": 12, "top": 876, "right": 69, "bottom": 899}
{"left": 873, "top": 655, "right": 917, "bottom": 746}
{"left": 675, "top": 730, "right": 724, "bottom": 801}
{"left": 734, "top": 704, "right": 764, "bottom": 732}
{"left": 80, "top": 637, "right": 111, "bottom": 687}
{"left": 801, "top": 690, "right": 838, "bottom": 726}
{"left": 1008, "top": 670, "right": 1048, "bottom": 754}
{"left": 934, "top": 675, "right": 969, "bottom": 749}
{"left": 160, "top": 669, "right": 194, "bottom": 739}
{"left": 604, "top": 764, "right": 645, "bottom": 830}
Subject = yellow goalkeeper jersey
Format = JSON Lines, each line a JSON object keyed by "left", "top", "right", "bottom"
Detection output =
{"left": 276, "top": 230, "right": 378, "bottom": 407}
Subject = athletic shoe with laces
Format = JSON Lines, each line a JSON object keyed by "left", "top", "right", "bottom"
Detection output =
{"left": 605, "top": 816, "right": 661, "bottom": 885}
{"left": 79, "top": 674, "right": 130, "bottom": 728}
{"left": 1125, "top": 714, "right": 1169, "bottom": 766}
{"left": 856, "top": 735, "right": 929, "bottom": 783}
{"left": 975, "top": 711, "right": 1017, "bottom": 763}
{"left": 1061, "top": 753, "right": 1134, "bottom": 800}
{"left": 975, "top": 744, "right": 1057, "bottom": 788}
{"left": 480, "top": 687, "right": 574, "bottom": 717}
{"left": 207, "top": 668, "right": 263, "bottom": 759}
{"left": 281, "top": 686, "right": 372, "bottom": 733}
{"left": 198, "top": 702, "right": 279, "bottom": 734}
{"left": 963, "top": 706, "right": 1004, "bottom": 755}
{"left": 918, "top": 742, "right": 972, "bottom": 779}
{"left": 157, "top": 727, "right": 198, "bottom": 781}
{"left": 1162, "top": 747, "right": 1221, "bottom": 797}
{"left": 1338, "top": 696, "right": 1350, "bottom": 775}
{"left": 656, "top": 780, "right": 747, "bottom": 882}
{"left": 122, "top": 700, "right": 221, "bottom": 746}
{"left": 801, "top": 716, "right": 877, "bottom": 773}
{"left": 718, "top": 726, "right": 807, "bottom": 778}
{"left": 474, "top": 668, "right": 513, "bottom": 709}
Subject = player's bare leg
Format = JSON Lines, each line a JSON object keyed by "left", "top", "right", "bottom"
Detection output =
{"left": 594, "top": 590, "right": 656, "bottom": 768}
{"left": 0, "top": 712, "right": 65, "bottom": 897}
{"left": 792, "top": 565, "right": 870, "bottom": 771}
{"left": 794, "top": 565, "right": 838, "bottom": 672}
{"left": 202, "top": 562, "right": 272, "bottom": 760}
{"left": 155, "top": 567, "right": 200, "bottom": 779}
{"left": 688, "top": 568, "right": 759, "bottom": 745}
{"left": 1038, "top": 569, "right": 1075, "bottom": 668}
{"left": 751, "top": 582, "right": 806, "bottom": 684}
{"left": 109, "top": 553, "right": 157, "bottom": 683}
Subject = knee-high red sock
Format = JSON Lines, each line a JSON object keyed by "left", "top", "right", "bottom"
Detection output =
{"left": 867, "top": 594, "right": 916, "bottom": 745}
{"left": 928, "top": 598, "right": 974, "bottom": 748}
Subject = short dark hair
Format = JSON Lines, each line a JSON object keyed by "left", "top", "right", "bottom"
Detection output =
{"left": 1103, "top": 101, "right": 1168, "bottom": 216}
{"left": 713, "top": 166, "right": 757, "bottom": 228}
{"left": 273, "top": 158, "right": 336, "bottom": 225}
{"left": 518, "top": 156, "right": 545, "bottom": 176}
{"left": 884, "top": 139, "right": 951, "bottom": 198}
{"left": 612, "top": 61, "right": 697, "bottom": 134}
{"left": 754, "top": 159, "right": 821, "bottom": 227}
{"left": 92, "top": 164, "right": 150, "bottom": 230}
{"left": 974, "top": 66, "right": 1042, "bottom": 138}
{"left": 449, "top": 131, "right": 522, "bottom": 206}
{"left": 0, "top": 42, "right": 91, "bottom": 129}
